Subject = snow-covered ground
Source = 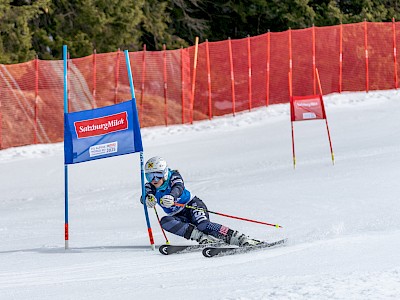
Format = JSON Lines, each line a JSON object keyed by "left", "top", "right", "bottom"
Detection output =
{"left": 1, "top": 90, "right": 400, "bottom": 299}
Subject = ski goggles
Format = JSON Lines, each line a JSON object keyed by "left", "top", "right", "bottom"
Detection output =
{"left": 145, "top": 172, "right": 164, "bottom": 182}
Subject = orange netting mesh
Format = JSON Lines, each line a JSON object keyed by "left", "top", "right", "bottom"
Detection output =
{"left": 0, "top": 21, "right": 398, "bottom": 149}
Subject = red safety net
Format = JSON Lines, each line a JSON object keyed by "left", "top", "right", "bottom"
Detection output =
{"left": 0, "top": 21, "right": 399, "bottom": 149}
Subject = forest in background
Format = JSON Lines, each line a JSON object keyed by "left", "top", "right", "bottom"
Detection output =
{"left": 1, "top": 0, "right": 400, "bottom": 64}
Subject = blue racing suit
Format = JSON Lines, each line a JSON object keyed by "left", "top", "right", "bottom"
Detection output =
{"left": 145, "top": 169, "right": 234, "bottom": 242}
{"left": 145, "top": 169, "right": 192, "bottom": 215}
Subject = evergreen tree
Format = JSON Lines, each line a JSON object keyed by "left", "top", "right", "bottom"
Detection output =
{"left": 4, "top": 0, "right": 400, "bottom": 63}
{"left": 166, "top": 0, "right": 209, "bottom": 44}
{"left": 0, "top": 0, "right": 49, "bottom": 64}
{"left": 31, "top": 0, "right": 148, "bottom": 59}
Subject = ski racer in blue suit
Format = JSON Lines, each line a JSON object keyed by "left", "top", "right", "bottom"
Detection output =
{"left": 142, "top": 156, "right": 260, "bottom": 246}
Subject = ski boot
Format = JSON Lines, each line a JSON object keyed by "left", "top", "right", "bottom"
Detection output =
{"left": 187, "top": 226, "right": 221, "bottom": 244}
{"left": 228, "top": 231, "right": 262, "bottom": 247}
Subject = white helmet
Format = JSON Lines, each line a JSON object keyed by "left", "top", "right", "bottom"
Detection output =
{"left": 145, "top": 156, "right": 169, "bottom": 181}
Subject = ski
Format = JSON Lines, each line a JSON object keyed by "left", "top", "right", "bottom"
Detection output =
{"left": 159, "top": 242, "right": 225, "bottom": 255}
{"left": 202, "top": 238, "right": 287, "bottom": 258}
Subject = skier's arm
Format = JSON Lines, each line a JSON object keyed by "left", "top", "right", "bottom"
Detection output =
{"left": 145, "top": 182, "right": 156, "bottom": 195}
{"left": 168, "top": 172, "right": 185, "bottom": 200}
{"left": 140, "top": 183, "right": 156, "bottom": 204}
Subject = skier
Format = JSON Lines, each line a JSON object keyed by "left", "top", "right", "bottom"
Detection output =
{"left": 142, "top": 156, "right": 261, "bottom": 246}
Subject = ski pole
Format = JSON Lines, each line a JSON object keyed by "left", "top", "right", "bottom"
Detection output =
{"left": 154, "top": 207, "right": 170, "bottom": 244}
{"left": 174, "top": 203, "right": 282, "bottom": 228}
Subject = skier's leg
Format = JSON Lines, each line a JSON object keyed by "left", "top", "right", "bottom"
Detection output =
{"left": 184, "top": 197, "right": 232, "bottom": 243}
{"left": 159, "top": 215, "right": 190, "bottom": 237}
{"left": 161, "top": 197, "right": 260, "bottom": 245}
{"left": 198, "top": 222, "right": 261, "bottom": 246}
{"left": 160, "top": 215, "right": 219, "bottom": 244}
{"left": 188, "top": 197, "right": 261, "bottom": 246}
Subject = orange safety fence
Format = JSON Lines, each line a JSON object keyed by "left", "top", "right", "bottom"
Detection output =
{"left": 0, "top": 21, "right": 399, "bottom": 150}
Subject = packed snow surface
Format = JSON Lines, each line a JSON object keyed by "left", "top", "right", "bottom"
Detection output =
{"left": 1, "top": 90, "right": 400, "bottom": 299}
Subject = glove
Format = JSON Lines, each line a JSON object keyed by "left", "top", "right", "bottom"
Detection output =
{"left": 145, "top": 194, "right": 157, "bottom": 208}
{"left": 160, "top": 195, "right": 175, "bottom": 208}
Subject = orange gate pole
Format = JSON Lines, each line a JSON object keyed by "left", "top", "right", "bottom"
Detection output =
{"left": 288, "top": 71, "right": 296, "bottom": 169}
{"left": 316, "top": 68, "right": 335, "bottom": 165}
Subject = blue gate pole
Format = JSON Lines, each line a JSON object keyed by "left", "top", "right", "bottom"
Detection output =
{"left": 124, "top": 50, "right": 155, "bottom": 250}
{"left": 63, "top": 45, "right": 69, "bottom": 250}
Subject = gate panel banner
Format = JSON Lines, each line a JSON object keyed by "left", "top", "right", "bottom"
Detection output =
{"left": 291, "top": 95, "right": 326, "bottom": 121}
{"left": 64, "top": 99, "right": 143, "bottom": 164}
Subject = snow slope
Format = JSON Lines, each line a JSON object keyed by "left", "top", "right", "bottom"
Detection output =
{"left": 1, "top": 90, "right": 400, "bottom": 299}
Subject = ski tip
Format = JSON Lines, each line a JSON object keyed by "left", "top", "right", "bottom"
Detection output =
{"left": 202, "top": 238, "right": 288, "bottom": 258}
{"left": 159, "top": 245, "right": 169, "bottom": 255}
{"left": 202, "top": 248, "right": 214, "bottom": 258}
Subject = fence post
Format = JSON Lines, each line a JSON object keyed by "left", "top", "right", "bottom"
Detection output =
{"left": 0, "top": 95, "right": 2, "bottom": 149}
{"left": 92, "top": 49, "right": 97, "bottom": 108}
{"left": 67, "top": 52, "right": 71, "bottom": 110}
{"left": 393, "top": 18, "right": 398, "bottom": 89}
{"left": 339, "top": 23, "right": 343, "bottom": 93}
{"left": 228, "top": 38, "right": 236, "bottom": 116}
{"left": 364, "top": 20, "right": 369, "bottom": 92}
{"left": 114, "top": 48, "right": 121, "bottom": 104}
{"left": 190, "top": 37, "right": 199, "bottom": 124}
{"left": 289, "top": 28, "right": 293, "bottom": 93}
{"left": 312, "top": 25, "right": 316, "bottom": 94}
{"left": 34, "top": 55, "right": 39, "bottom": 144}
{"left": 163, "top": 44, "right": 168, "bottom": 126}
{"left": 266, "top": 30, "right": 270, "bottom": 106}
{"left": 180, "top": 47, "right": 185, "bottom": 124}
{"left": 205, "top": 39, "right": 212, "bottom": 119}
{"left": 247, "top": 35, "right": 252, "bottom": 111}
{"left": 140, "top": 44, "right": 146, "bottom": 124}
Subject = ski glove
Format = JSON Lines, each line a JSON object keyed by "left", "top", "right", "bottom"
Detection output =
{"left": 160, "top": 195, "right": 175, "bottom": 208}
{"left": 145, "top": 194, "right": 157, "bottom": 208}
